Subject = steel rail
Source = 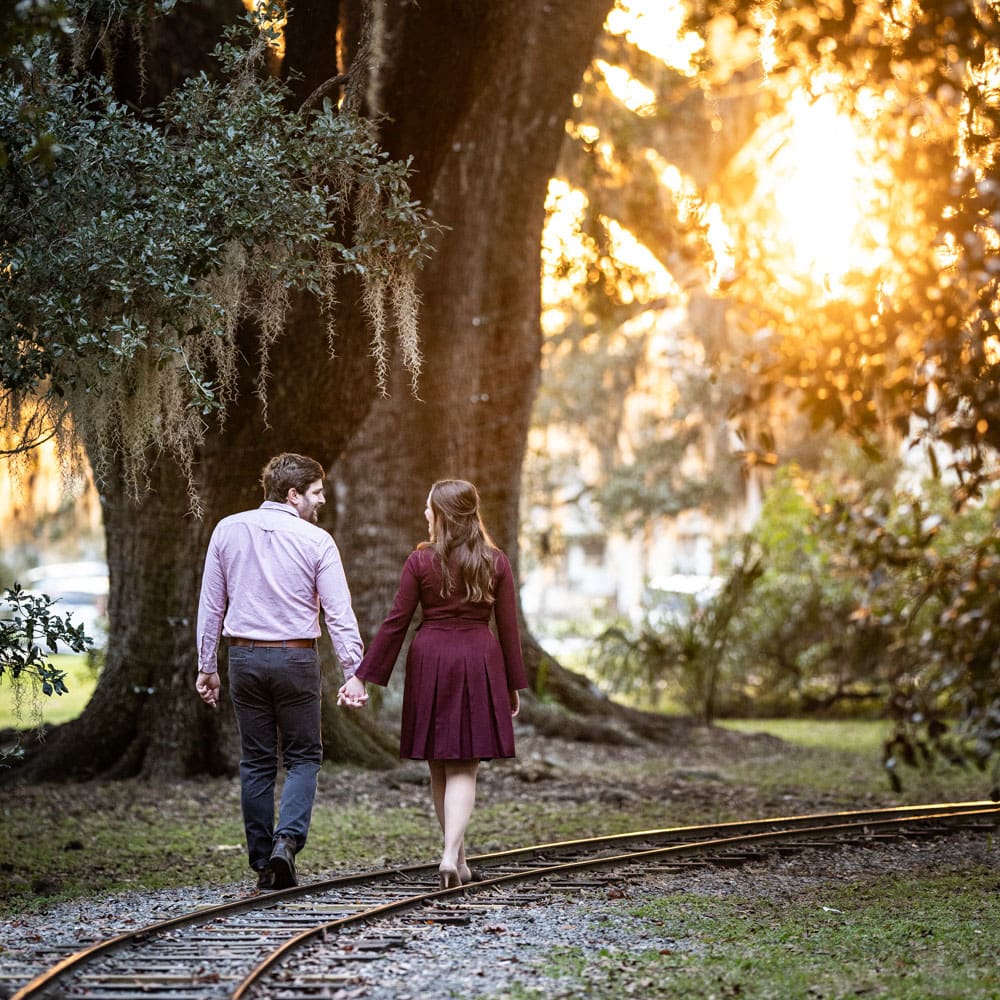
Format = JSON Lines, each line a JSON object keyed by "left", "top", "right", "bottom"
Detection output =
{"left": 10, "top": 800, "right": 998, "bottom": 1000}
{"left": 458, "top": 798, "right": 1000, "bottom": 863}
{"left": 230, "top": 803, "right": 1000, "bottom": 998}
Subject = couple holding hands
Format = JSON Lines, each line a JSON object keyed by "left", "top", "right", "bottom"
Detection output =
{"left": 195, "top": 453, "right": 527, "bottom": 892}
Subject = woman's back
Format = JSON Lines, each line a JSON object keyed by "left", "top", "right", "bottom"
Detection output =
{"left": 409, "top": 547, "right": 496, "bottom": 625}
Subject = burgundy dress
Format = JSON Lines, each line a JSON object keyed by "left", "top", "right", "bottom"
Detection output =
{"left": 355, "top": 547, "right": 529, "bottom": 760}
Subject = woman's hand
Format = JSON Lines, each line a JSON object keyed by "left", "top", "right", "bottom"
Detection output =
{"left": 338, "top": 674, "right": 369, "bottom": 709}
{"left": 509, "top": 689, "right": 520, "bottom": 718}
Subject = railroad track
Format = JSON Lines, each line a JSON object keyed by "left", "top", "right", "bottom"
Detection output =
{"left": 7, "top": 800, "right": 998, "bottom": 1000}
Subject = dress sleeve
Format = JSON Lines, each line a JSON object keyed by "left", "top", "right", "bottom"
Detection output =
{"left": 354, "top": 552, "right": 422, "bottom": 686}
{"left": 493, "top": 550, "right": 529, "bottom": 691}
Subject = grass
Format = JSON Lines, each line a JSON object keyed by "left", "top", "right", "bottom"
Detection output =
{"left": 2, "top": 705, "right": 997, "bottom": 998}
{"left": 499, "top": 868, "right": 1000, "bottom": 999}
{"left": 719, "top": 716, "right": 890, "bottom": 753}
{"left": 718, "top": 717, "right": 999, "bottom": 806}
{"left": 0, "top": 770, "right": 441, "bottom": 911}
{"left": 1, "top": 718, "right": 992, "bottom": 914}
{"left": 0, "top": 654, "right": 98, "bottom": 729}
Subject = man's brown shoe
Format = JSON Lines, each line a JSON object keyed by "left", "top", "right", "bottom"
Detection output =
{"left": 269, "top": 835, "right": 298, "bottom": 888}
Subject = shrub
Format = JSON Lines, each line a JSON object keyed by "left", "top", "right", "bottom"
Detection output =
{"left": 1, "top": 584, "right": 90, "bottom": 762}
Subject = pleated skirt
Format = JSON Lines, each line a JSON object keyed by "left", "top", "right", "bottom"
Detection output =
{"left": 399, "top": 622, "right": 516, "bottom": 760}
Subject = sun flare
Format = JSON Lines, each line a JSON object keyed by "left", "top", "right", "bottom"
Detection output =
{"left": 605, "top": 0, "right": 703, "bottom": 75}
{"left": 734, "top": 87, "right": 893, "bottom": 298}
{"left": 775, "top": 93, "right": 877, "bottom": 284}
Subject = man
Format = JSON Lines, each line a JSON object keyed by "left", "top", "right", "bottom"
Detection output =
{"left": 195, "top": 452, "right": 367, "bottom": 891}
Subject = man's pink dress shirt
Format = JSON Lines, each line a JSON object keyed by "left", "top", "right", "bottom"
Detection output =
{"left": 196, "top": 501, "right": 363, "bottom": 678}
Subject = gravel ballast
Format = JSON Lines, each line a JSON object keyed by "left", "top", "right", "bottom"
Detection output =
{"left": 1, "top": 830, "right": 996, "bottom": 999}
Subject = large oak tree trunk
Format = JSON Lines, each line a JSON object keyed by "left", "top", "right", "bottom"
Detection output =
{"left": 334, "top": 0, "right": 610, "bottom": 636}
{"left": 332, "top": 0, "right": 691, "bottom": 744}
{"left": 10, "top": 0, "right": 694, "bottom": 783}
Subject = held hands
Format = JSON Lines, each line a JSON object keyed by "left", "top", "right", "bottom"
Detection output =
{"left": 196, "top": 670, "right": 220, "bottom": 709}
{"left": 338, "top": 674, "right": 369, "bottom": 710}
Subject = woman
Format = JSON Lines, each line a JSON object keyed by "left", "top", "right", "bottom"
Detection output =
{"left": 339, "top": 480, "right": 528, "bottom": 887}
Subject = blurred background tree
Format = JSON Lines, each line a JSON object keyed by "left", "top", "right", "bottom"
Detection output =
{"left": 532, "top": 0, "right": 1000, "bottom": 791}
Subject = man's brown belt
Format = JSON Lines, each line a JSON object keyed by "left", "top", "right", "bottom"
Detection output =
{"left": 230, "top": 637, "right": 315, "bottom": 648}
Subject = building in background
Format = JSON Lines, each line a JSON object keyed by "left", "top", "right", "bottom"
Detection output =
{"left": 521, "top": 296, "right": 765, "bottom": 645}
{"left": 0, "top": 437, "right": 103, "bottom": 582}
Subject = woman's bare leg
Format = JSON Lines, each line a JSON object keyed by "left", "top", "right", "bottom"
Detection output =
{"left": 429, "top": 759, "right": 478, "bottom": 882}
{"left": 428, "top": 759, "right": 446, "bottom": 834}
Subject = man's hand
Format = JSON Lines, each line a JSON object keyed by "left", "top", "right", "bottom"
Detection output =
{"left": 196, "top": 670, "right": 221, "bottom": 708}
{"left": 337, "top": 675, "right": 368, "bottom": 709}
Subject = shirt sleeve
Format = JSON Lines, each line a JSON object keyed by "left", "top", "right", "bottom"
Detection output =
{"left": 354, "top": 552, "right": 422, "bottom": 686}
{"left": 493, "top": 550, "right": 529, "bottom": 690}
{"left": 196, "top": 531, "right": 227, "bottom": 674}
{"left": 317, "top": 538, "right": 364, "bottom": 680}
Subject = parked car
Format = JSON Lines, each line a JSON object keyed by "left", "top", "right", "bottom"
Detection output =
{"left": 18, "top": 561, "right": 109, "bottom": 651}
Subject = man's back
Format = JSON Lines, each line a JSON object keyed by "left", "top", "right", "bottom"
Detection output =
{"left": 211, "top": 504, "right": 331, "bottom": 619}
{"left": 198, "top": 500, "right": 361, "bottom": 670}
{"left": 193, "top": 452, "right": 366, "bottom": 891}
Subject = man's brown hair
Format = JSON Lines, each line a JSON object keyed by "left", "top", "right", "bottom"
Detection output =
{"left": 261, "top": 453, "right": 325, "bottom": 502}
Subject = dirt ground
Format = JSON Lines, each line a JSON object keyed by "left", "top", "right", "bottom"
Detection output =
{"left": 351, "top": 722, "right": 901, "bottom": 832}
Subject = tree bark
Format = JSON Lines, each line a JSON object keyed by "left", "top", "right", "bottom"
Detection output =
{"left": 335, "top": 0, "right": 613, "bottom": 626}
{"left": 330, "top": 0, "right": 693, "bottom": 744}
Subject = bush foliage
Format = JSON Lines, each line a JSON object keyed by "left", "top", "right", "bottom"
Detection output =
{"left": 1, "top": 584, "right": 90, "bottom": 761}
{"left": 592, "top": 459, "right": 1000, "bottom": 794}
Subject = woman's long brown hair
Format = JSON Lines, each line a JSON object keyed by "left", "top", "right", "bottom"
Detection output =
{"left": 420, "top": 479, "right": 497, "bottom": 602}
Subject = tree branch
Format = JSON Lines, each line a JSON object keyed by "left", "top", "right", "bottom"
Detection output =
{"left": 0, "top": 427, "right": 60, "bottom": 455}
{"left": 299, "top": 73, "right": 350, "bottom": 116}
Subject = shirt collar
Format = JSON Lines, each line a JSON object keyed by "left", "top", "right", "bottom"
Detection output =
{"left": 260, "top": 500, "right": 301, "bottom": 518}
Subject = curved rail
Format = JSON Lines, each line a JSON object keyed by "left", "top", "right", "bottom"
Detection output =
{"left": 232, "top": 802, "right": 999, "bottom": 998}
{"left": 10, "top": 800, "right": 998, "bottom": 1000}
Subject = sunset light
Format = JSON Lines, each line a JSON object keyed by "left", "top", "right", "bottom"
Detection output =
{"left": 731, "top": 87, "right": 893, "bottom": 298}
{"left": 605, "top": 0, "right": 702, "bottom": 74}
{"left": 603, "top": 218, "right": 681, "bottom": 302}
{"left": 541, "top": 179, "right": 591, "bottom": 333}
{"left": 595, "top": 59, "right": 657, "bottom": 115}
{"left": 775, "top": 94, "right": 873, "bottom": 285}
{"left": 541, "top": 178, "right": 681, "bottom": 333}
